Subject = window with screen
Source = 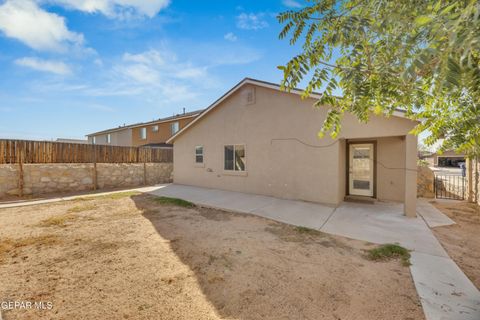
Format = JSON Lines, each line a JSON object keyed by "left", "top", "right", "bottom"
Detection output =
{"left": 195, "top": 146, "right": 203, "bottom": 164}
{"left": 140, "top": 127, "right": 147, "bottom": 140}
{"left": 170, "top": 122, "right": 179, "bottom": 135}
{"left": 224, "top": 145, "right": 246, "bottom": 171}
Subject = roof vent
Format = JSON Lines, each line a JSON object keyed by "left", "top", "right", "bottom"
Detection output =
{"left": 243, "top": 86, "right": 255, "bottom": 106}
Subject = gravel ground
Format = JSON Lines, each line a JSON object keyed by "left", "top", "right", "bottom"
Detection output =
{"left": 0, "top": 193, "right": 424, "bottom": 320}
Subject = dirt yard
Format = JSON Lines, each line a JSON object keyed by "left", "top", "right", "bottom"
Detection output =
{"left": 0, "top": 193, "right": 424, "bottom": 320}
{"left": 431, "top": 200, "right": 480, "bottom": 289}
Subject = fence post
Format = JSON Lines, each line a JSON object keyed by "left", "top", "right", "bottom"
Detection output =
{"left": 143, "top": 162, "right": 147, "bottom": 186}
{"left": 142, "top": 149, "right": 147, "bottom": 186}
{"left": 18, "top": 146, "right": 24, "bottom": 198}
{"left": 92, "top": 144, "right": 97, "bottom": 191}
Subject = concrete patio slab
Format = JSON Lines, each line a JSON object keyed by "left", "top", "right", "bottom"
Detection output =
{"left": 253, "top": 198, "right": 335, "bottom": 229}
{"left": 151, "top": 184, "right": 275, "bottom": 212}
{"left": 410, "top": 252, "right": 480, "bottom": 320}
{"left": 320, "top": 202, "right": 449, "bottom": 257}
{"left": 150, "top": 184, "right": 335, "bottom": 228}
{"left": 417, "top": 198, "right": 456, "bottom": 228}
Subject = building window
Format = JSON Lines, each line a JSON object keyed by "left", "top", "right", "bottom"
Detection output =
{"left": 106, "top": 134, "right": 111, "bottom": 144}
{"left": 152, "top": 125, "right": 158, "bottom": 132}
{"left": 224, "top": 145, "right": 246, "bottom": 171}
{"left": 140, "top": 127, "right": 147, "bottom": 140}
{"left": 170, "top": 122, "right": 179, "bottom": 135}
{"left": 195, "top": 146, "right": 204, "bottom": 164}
{"left": 92, "top": 136, "right": 96, "bottom": 144}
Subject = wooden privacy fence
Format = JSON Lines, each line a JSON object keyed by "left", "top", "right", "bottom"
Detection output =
{"left": 0, "top": 139, "right": 173, "bottom": 164}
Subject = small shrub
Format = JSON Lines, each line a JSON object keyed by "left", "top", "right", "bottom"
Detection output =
{"left": 37, "top": 214, "right": 77, "bottom": 227}
{"left": 153, "top": 197, "right": 195, "bottom": 208}
{"left": 0, "top": 235, "right": 59, "bottom": 263}
{"left": 76, "top": 191, "right": 141, "bottom": 202}
{"left": 102, "top": 191, "right": 141, "bottom": 200}
{"left": 295, "top": 226, "right": 321, "bottom": 235}
{"left": 67, "top": 204, "right": 97, "bottom": 213}
{"left": 417, "top": 159, "right": 430, "bottom": 167}
{"left": 367, "top": 244, "right": 411, "bottom": 266}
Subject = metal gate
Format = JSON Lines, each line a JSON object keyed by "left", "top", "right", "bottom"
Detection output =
{"left": 434, "top": 174, "right": 465, "bottom": 200}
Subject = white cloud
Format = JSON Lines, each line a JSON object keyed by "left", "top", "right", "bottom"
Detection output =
{"left": 15, "top": 57, "right": 72, "bottom": 75}
{"left": 118, "top": 63, "right": 159, "bottom": 84}
{"left": 282, "top": 0, "right": 302, "bottom": 8}
{"left": 236, "top": 12, "right": 269, "bottom": 30}
{"left": 93, "top": 58, "right": 103, "bottom": 66}
{"left": 108, "top": 49, "right": 211, "bottom": 101}
{"left": 224, "top": 32, "right": 237, "bottom": 42}
{"left": 118, "top": 49, "right": 207, "bottom": 83}
{"left": 0, "top": 0, "right": 83, "bottom": 52}
{"left": 46, "top": 0, "right": 170, "bottom": 19}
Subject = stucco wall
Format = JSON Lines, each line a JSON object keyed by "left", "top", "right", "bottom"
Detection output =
{"left": 0, "top": 163, "right": 172, "bottom": 198}
{"left": 173, "top": 84, "right": 417, "bottom": 205}
{"left": 88, "top": 128, "right": 133, "bottom": 146}
{"left": 376, "top": 136, "right": 407, "bottom": 202}
{"left": 132, "top": 117, "right": 195, "bottom": 147}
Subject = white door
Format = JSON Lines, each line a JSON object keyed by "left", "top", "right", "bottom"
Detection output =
{"left": 349, "top": 143, "right": 374, "bottom": 197}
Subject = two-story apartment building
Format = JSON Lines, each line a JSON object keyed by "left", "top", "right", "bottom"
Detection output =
{"left": 86, "top": 110, "right": 202, "bottom": 147}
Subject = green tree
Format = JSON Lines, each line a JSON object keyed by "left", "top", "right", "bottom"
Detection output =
{"left": 278, "top": 0, "right": 480, "bottom": 157}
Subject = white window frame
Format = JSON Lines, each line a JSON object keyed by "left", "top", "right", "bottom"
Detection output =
{"left": 140, "top": 127, "right": 147, "bottom": 140}
{"left": 152, "top": 125, "right": 159, "bottom": 132}
{"left": 195, "top": 146, "right": 204, "bottom": 164}
{"left": 170, "top": 122, "right": 179, "bottom": 135}
{"left": 224, "top": 144, "right": 246, "bottom": 172}
{"left": 92, "top": 136, "right": 96, "bottom": 144}
{"left": 106, "top": 133, "right": 111, "bottom": 144}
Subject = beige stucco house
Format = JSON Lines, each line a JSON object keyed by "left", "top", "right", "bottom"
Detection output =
{"left": 431, "top": 150, "right": 466, "bottom": 167}
{"left": 86, "top": 110, "right": 202, "bottom": 147}
{"left": 167, "top": 78, "right": 418, "bottom": 217}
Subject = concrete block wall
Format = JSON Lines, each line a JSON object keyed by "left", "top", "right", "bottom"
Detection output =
{"left": 0, "top": 163, "right": 173, "bottom": 198}
{"left": 0, "top": 165, "right": 19, "bottom": 197}
{"left": 417, "top": 165, "right": 435, "bottom": 198}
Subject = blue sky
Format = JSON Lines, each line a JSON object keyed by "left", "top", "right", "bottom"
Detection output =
{"left": 0, "top": 0, "right": 310, "bottom": 140}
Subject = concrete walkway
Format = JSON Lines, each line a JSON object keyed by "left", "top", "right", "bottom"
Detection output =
{"left": 0, "top": 185, "right": 161, "bottom": 209}
{"left": 150, "top": 184, "right": 480, "bottom": 320}
{"left": 417, "top": 198, "right": 456, "bottom": 228}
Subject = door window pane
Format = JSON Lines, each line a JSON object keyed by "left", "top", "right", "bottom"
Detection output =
{"left": 353, "top": 180, "right": 370, "bottom": 190}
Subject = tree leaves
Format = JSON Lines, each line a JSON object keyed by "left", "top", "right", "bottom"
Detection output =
{"left": 277, "top": 0, "right": 480, "bottom": 157}
{"left": 415, "top": 15, "right": 433, "bottom": 26}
